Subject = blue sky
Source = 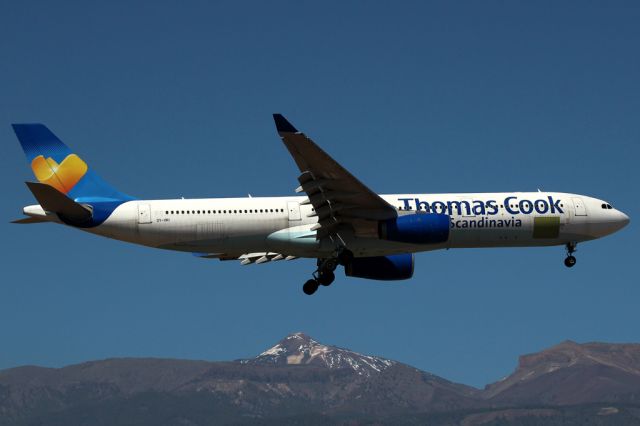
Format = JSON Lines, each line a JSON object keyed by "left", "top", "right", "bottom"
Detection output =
{"left": 1, "top": 1, "right": 638, "bottom": 388}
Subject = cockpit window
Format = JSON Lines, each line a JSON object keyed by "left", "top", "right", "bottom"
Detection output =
{"left": 602, "top": 203, "right": 613, "bottom": 209}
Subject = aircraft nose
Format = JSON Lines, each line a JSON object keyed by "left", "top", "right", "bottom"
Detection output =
{"left": 618, "top": 211, "right": 630, "bottom": 229}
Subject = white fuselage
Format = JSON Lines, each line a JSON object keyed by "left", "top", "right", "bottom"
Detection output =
{"left": 28, "top": 191, "right": 627, "bottom": 260}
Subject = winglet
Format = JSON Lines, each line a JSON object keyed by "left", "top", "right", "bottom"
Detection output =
{"left": 273, "top": 114, "right": 298, "bottom": 133}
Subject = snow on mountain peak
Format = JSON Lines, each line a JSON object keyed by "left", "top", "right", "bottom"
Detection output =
{"left": 245, "top": 332, "right": 395, "bottom": 376}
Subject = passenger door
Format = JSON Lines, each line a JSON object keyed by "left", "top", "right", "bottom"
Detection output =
{"left": 137, "top": 204, "right": 152, "bottom": 224}
{"left": 571, "top": 197, "right": 587, "bottom": 216}
{"left": 287, "top": 201, "right": 301, "bottom": 221}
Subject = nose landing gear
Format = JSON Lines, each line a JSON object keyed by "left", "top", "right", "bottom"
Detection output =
{"left": 564, "top": 242, "right": 577, "bottom": 268}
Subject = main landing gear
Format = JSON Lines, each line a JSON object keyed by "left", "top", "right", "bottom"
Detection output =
{"left": 302, "top": 249, "right": 353, "bottom": 295}
{"left": 564, "top": 242, "right": 577, "bottom": 268}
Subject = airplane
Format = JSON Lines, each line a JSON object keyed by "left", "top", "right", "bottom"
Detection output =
{"left": 12, "top": 114, "right": 630, "bottom": 295}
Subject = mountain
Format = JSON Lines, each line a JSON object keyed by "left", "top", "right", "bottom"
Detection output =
{"left": 0, "top": 333, "right": 477, "bottom": 425}
{"left": 242, "top": 332, "right": 398, "bottom": 375}
{"left": 483, "top": 340, "right": 640, "bottom": 405}
{"left": 1, "top": 335, "right": 640, "bottom": 425}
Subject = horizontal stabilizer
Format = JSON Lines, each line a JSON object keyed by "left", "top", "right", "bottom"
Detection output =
{"left": 25, "top": 182, "right": 92, "bottom": 223}
{"left": 11, "top": 216, "right": 50, "bottom": 224}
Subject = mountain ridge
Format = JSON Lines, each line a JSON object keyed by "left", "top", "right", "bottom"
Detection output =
{"left": 2, "top": 333, "right": 640, "bottom": 425}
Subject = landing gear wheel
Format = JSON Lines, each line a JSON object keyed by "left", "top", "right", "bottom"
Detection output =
{"left": 317, "top": 271, "right": 335, "bottom": 287}
{"left": 564, "top": 242, "right": 577, "bottom": 268}
{"left": 564, "top": 255, "right": 577, "bottom": 268}
{"left": 337, "top": 249, "right": 354, "bottom": 266}
{"left": 303, "top": 279, "right": 319, "bottom": 295}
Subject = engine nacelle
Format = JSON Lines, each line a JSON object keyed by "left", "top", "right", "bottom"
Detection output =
{"left": 345, "top": 254, "right": 414, "bottom": 281}
{"left": 379, "top": 213, "right": 449, "bottom": 244}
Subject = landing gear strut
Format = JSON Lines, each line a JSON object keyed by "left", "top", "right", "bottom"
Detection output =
{"left": 337, "top": 248, "right": 354, "bottom": 266}
{"left": 564, "top": 242, "right": 577, "bottom": 268}
{"left": 301, "top": 249, "right": 353, "bottom": 295}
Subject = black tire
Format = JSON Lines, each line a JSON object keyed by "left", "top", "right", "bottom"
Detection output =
{"left": 303, "top": 279, "right": 319, "bottom": 295}
{"left": 564, "top": 256, "right": 576, "bottom": 268}
{"left": 337, "top": 250, "right": 354, "bottom": 266}
{"left": 318, "top": 271, "right": 335, "bottom": 286}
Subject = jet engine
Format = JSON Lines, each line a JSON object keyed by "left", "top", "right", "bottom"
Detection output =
{"left": 379, "top": 213, "right": 449, "bottom": 244}
{"left": 345, "top": 253, "right": 414, "bottom": 280}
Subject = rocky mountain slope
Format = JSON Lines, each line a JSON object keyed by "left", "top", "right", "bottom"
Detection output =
{"left": 1, "top": 334, "right": 640, "bottom": 425}
{"left": 483, "top": 340, "right": 640, "bottom": 405}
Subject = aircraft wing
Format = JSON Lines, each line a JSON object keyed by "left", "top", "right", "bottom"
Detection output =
{"left": 273, "top": 114, "right": 397, "bottom": 242}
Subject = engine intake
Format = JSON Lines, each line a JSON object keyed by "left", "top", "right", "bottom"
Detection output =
{"left": 345, "top": 254, "right": 414, "bottom": 281}
{"left": 379, "top": 213, "right": 449, "bottom": 244}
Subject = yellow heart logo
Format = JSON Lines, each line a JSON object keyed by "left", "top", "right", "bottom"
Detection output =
{"left": 31, "top": 154, "right": 88, "bottom": 194}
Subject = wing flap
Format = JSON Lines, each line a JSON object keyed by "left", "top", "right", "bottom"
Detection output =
{"left": 194, "top": 252, "right": 298, "bottom": 265}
